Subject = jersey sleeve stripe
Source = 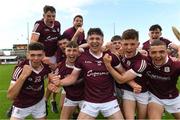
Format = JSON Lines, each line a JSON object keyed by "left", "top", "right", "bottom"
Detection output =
{"left": 13, "top": 67, "right": 21, "bottom": 78}
{"left": 138, "top": 60, "right": 147, "bottom": 73}
{"left": 13, "top": 67, "right": 23, "bottom": 80}
{"left": 74, "top": 66, "right": 81, "bottom": 71}
{"left": 129, "top": 69, "right": 142, "bottom": 77}
{"left": 32, "top": 23, "right": 40, "bottom": 32}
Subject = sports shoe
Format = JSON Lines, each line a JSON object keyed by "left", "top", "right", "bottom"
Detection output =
{"left": 6, "top": 106, "right": 13, "bottom": 118}
{"left": 50, "top": 100, "right": 58, "bottom": 113}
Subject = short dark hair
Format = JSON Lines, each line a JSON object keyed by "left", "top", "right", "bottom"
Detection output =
{"left": 111, "top": 35, "right": 122, "bottom": 42}
{"left": 122, "top": 29, "right": 139, "bottom": 41}
{"left": 73, "top": 15, "right": 83, "bottom": 21}
{"left": 43, "top": 5, "right": 56, "bottom": 14}
{"left": 57, "top": 35, "right": 68, "bottom": 41}
{"left": 66, "top": 41, "right": 79, "bottom": 48}
{"left": 28, "top": 42, "right": 45, "bottom": 51}
{"left": 149, "top": 24, "right": 162, "bottom": 31}
{"left": 150, "top": 39, "right": 166, "bottom": 47}
{"left": 87, "top": 28, "right": 104, "bottom": 37}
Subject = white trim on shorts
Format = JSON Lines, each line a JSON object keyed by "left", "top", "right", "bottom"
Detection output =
{"left": 80, "top": 99, "right": 120, "bottom": 117}
{"left": 122, "top": 89, "right": 149, "bottom": 105}
{"left": 149, "top": 92, "right": 180, "bottom": 113}
{"left": 11, "top": 98, "right": 46, "bottom": 119}
{"left": 63, "top": 97, "right": 84, "bottom": 108}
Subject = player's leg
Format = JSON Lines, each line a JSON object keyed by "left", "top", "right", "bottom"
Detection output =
{"left": 60, "top": 98, "right": 82, "bottom": 119}
{"left": 78, "top": 112, "right": 96, "bottom": 120}
{"left": 122, "top": 89, "right": 136, "bottom": 119}
{"left": 136, "top": 91, "right": 149, "bottom": 119}
{"left": 148, "top": 102, "right": 164, "bottom": 119}
{"left": 50, "top": 93, "right": 58, "bottom": 113}
{"left": 136, "top": 102, "right": 147, "bottom": 119}
{"left": 173, "top": 112, "right": 180, "bottom": 119}
{"left": 123, "top": 99, "right": 136, "bottom": 119}
{"left": 60, "top": 106, "right": 76, "bottom": 119}
{"left": 107, "top": 111, "right": 124, "bottom": 120}
{"left": 59, "top": 88, "right": 66, "bottom": 111}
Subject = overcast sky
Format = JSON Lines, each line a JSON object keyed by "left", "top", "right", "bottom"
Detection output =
{"left": 0, "top": 0, "right": 180, "bottom": 49}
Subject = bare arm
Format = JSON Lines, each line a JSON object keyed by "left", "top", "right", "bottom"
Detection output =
{"left": 104, "top": 54, "right": 137, "bottom": 83}
{"left": 50, "top": 69, "right": 80, "bottom": 86}
{"left": 71, "top": 27, "right": 84, "bottom": 43}
{"left": 7, "top": 65, "right": 32, "bottom": 101}
{"left": 48, "top": 69, "right": 81, "bottom": 93}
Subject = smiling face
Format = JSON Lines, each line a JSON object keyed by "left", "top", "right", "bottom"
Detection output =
{"left": 87, "top": 34, "right": 103, "bottom": 54}
{"left": 149, "top": 45, "right": 167, "bottom": 66}
{"left": 121, "top": 39, "right": 139, "bottom": 58}
{"left": 65, "top": 47, "right": 79, "bottom": 64}
{"left": 111, "top": 40, "right": 122, "bottom": 52}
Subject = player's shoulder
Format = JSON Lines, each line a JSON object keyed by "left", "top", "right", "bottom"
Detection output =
{"left": 142, "top": 40, "right": 149, "bottom": 46}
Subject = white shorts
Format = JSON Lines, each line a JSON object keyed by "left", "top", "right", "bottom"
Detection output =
{"left": 149, "top": 92, "right": 180, "bottom": 113}
{"left": 11, "top": 98, "right": 46, "bottom": 119}
{"left": 63, "top": 97, "right": 84, "bottom": 108}
{"left": 81, "top": 99, "right": 120, "bottom": 117}
{"left": 122, "top": 89, "right": 149, "bottom": 105}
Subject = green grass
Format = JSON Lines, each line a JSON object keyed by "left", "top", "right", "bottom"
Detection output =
{"left": 0, "top": 64, "right": 180, "bottom": 119}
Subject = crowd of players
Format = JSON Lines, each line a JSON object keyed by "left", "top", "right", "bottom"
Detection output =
{"left": 6, "top": 5, "right": 180, "bottom": 120}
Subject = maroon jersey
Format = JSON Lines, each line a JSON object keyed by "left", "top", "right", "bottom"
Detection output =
{"left": 57, "top": 60, "right": 84, "bottom": 101}
{"left": 74, "top": 49, "right": 120, "bottom": 103}
{"left": 142, "top": 37, "right": 171, "bottom": 53}
{"left": 32, "top": 19, "right": 61, "bottom": 57}
{"left": 11, "top": 60, "right": 51, "bottom": 108}
{"left": 63, "top": 27, "right": 86, "bottom": 45}
{"left": 55, "top": 48, "right": 66, "bottom": 63}
{"left": 146, "top": 57, "right": 180, "bottom": 99}
{"left": 120, "top": 52, "right": 148, "bottom": 92}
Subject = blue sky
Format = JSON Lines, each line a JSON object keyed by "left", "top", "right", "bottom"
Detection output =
{"left": 0, "top": 0, "right": 180, "bottom": 49}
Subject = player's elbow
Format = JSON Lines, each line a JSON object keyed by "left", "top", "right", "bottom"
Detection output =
{"left": 117, "top": 76, "right": 128, "bottom": 84}
{"left": 7, "top": 91, "right": 16, "bottom": 101}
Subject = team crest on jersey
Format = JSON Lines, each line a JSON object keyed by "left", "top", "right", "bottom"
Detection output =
{"left": 34, "top": 76, "right": 41, "bottom": 83}
{"left": 28, "top": 77, "right": 33, "bottom": 81}
{"left": 96, "top": 61, "right": 103, "bottom": 66}
{"left": 126, "top": 60, "right": 131, "bottom": 66}
{"left": 85, "top": 61, "right": 92, "bottom": 64}
{"left": 52, "top": 29, "right": 56, "bottom": 32}
{"left": 44, "top": 28, "right": 50, "bottom": 32}
{"left": 164, "top": 67, "right": 170, "bottom": 72}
